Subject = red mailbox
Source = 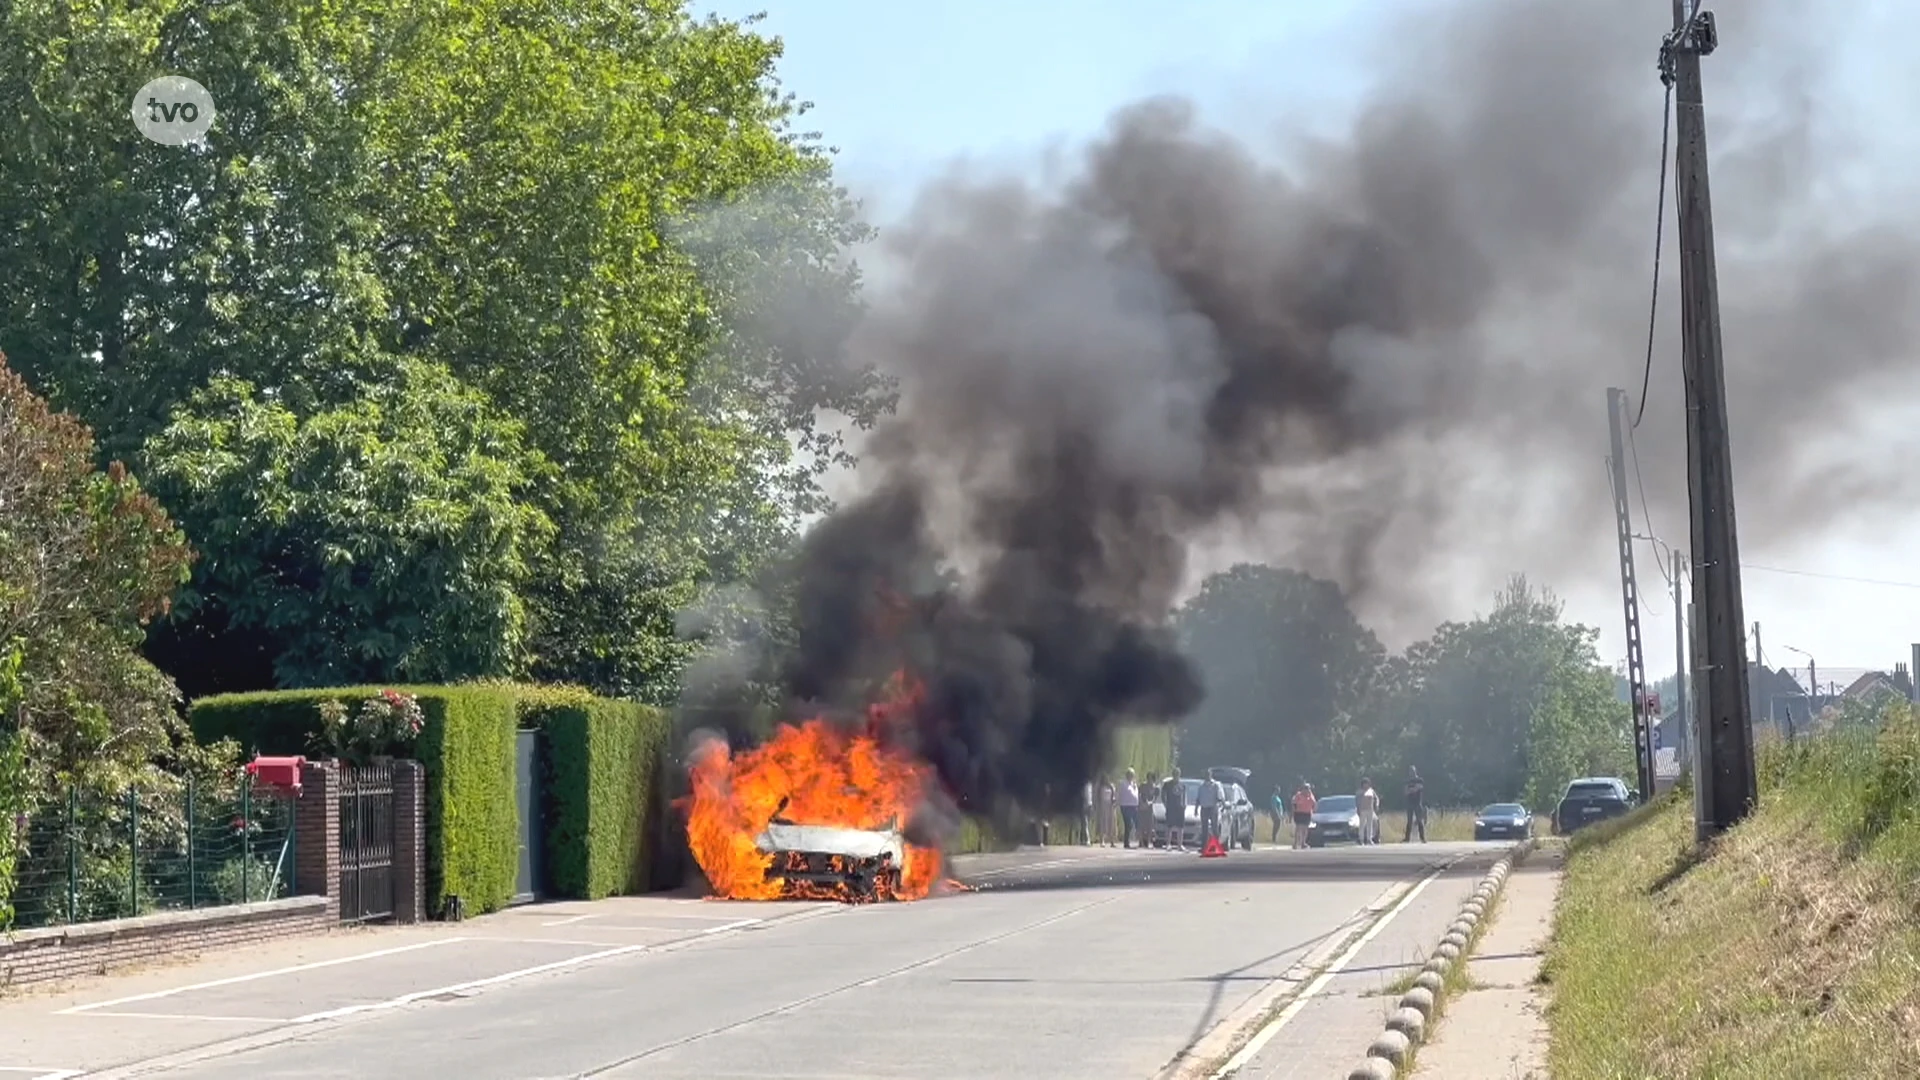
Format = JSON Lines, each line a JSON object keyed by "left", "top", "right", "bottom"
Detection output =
{"left": 246, "top": 755, "right": 307, "bottom": 794}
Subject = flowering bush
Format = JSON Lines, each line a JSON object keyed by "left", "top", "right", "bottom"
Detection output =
{"left": 314, "top": 690, "right": 426, "bottom": 763}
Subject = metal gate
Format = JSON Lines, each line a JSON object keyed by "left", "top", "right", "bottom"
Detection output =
{"left": 339, "top": 762, "right": 396, "bottom": 924}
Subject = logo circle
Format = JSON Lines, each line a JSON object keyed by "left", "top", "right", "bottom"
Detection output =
{"left": 131, "top": 76, "right": 216, "bottom": 146}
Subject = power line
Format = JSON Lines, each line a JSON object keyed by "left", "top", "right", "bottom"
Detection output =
{"left": 1624, "top": 426, "right": 1671, "bottom": 587}
{"left": 1632, "top": 72, "right": 1676, "bottom": 431}
{"left": 1741, "top": 564, "right": 1920, "bottom": 590}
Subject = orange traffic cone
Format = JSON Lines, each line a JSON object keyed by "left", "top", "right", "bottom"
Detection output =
{"left": 1200, "top": 834, "right": 1227, "bottom": 858}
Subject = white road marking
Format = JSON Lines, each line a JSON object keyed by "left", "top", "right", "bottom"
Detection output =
{"left": 698, "top": 918, "right": 760, "bottom": 934}
{"left": 288, "top": 913, "right": 774, "bottom": 1023}
{"left": 290, "top": 942, "right": 653, "bottom": 1022}
{"left": 0, "top": 1071, "right": 83, "bottom": 1079}
{"left": 1210, "top": 866, "right": 1448, "bottom": 1077}
{"left": 57, "top": 938, "right": 469, "bottom": 1014}
{"left": 540, "top": 914, "right": 596, "bottom": 926}
{"left": 81, "top": 1011, "right": 289, "bottom": 1024}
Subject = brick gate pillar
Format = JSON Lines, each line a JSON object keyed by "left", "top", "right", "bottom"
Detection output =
{"left": 294, "top": 761, "right": 341, "bottom": 921}
{"left": 392, "top": 760, "right": 426, "bottom": 924}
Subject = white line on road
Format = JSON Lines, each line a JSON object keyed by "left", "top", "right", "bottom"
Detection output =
{"left": 57, "top": 938, "right": 470, "bottom": 1014}
{"left": 290, "top": 942, "right": 654, "bottom": 1022}
{"left": 0, "top": 1070, "right": 83, "bottom": 1078}
{"left": 1210, "top": 866, "right": 1448, "bottom": 1077}
{"left": 540, "top": 914, "right": 596, "bottom": 926}
{"left": 699, "top": 918, "right": 761, "bottom": 934}
{"left": 81, "top": 1011, "right": 291, "bottom": 1024}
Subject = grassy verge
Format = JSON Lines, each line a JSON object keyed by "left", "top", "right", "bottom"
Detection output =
{"left": 1546, "top": 702, "right": 1920, "bottom": 1078}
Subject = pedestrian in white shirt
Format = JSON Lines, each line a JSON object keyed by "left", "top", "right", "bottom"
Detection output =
{"left": 1357, "top": 779, "right": 1380, "bottom": 845}
{"left": 1117, "top": 768, "right": 1141, "bottom": 848}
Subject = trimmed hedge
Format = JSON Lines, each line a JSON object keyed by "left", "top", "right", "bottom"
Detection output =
{"left": 190, "top": 682, "right": 673, "bottom": 914}
{"left": 521, "top": 690, "right": 669, "bottom": 900}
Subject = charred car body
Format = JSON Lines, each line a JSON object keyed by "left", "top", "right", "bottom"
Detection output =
{"left": 753, "top": 818, "right": 907, "bottom": 901}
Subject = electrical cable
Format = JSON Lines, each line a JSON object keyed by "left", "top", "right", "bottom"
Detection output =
{"left": 1633, "top": 78, "right": 1675, "bottom": 430}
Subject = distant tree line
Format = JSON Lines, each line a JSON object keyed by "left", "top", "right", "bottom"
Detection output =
{"left": 1171, "top": 565, "right": 1635, "bottom": 811}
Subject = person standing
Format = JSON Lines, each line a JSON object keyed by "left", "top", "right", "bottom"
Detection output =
{"left": 1270, "top": 786, "right": 1287, "bottom": 846}
{"left": 1357, "top": 778, "right": 1380, "bottom": 846}
{"left": 1161, "top": 775, "right": 1187, "bottom": 851}
{"left": 1118, "top": 769, "right": 1140, "bottom": 848}
{"left": 1404, "top": 766, "right": 1427, "bottom": 843}
{"left": 1198, "top": 772, "right": 1222, "bottom": 847}
{"left": 1096, "top": 775, "right": 1116, "bottom": 846}
{"left": 1290, "top": 781, "right": 1317, "bottom": 849}
{"left": 1080, "top": 780, "right": 1095, "bottom": 845}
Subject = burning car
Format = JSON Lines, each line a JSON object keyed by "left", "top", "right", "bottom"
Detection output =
{"left": 753, "top": 816, "right": 909, "bottom": 901}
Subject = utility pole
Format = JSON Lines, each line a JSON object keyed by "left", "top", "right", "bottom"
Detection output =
{"left": 1606, "top": 387, "right": 1655, "bottom": 803}
{"left": 1672, "top": 547, "right": 1689, "bottom": 771}
{"left": 1663, "top": 0, "right": 1756, "bottom": 840}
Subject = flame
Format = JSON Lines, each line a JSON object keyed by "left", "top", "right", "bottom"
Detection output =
{"left": 685, "top": 672, "right": 948, "bottom": 903}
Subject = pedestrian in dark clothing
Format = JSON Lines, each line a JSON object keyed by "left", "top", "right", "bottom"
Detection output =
{"left": 1404, "top": 767, "right": 1427, "bottom": 843}
{"left": 1162, "top": 776, "right": 1187, "bottom": 851}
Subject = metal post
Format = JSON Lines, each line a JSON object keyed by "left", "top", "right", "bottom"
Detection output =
{"left": 1666, "top": 0, "right": 1756, "bottom": 839}
{"left": 242, "top": 775, "right": 252, "bottom": 902}
{"left": 65, "top": 786, "right": 76, "bottom": 923}
{"left": 127, "top": 788, "right": 139, "bottom": 915}
{"left": 1606, "top": 387, "right": 1654, "bottom": 802}
{"left": 1672, "top": 546, "right": 1690, "bottom": 771}
{"left": 187, "top": 774, "right": 197, "bottom": 909}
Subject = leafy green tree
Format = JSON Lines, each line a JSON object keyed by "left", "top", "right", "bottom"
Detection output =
{"left": 1171, "top": 564, "right": 1385, "bottom": 788}
{"left": 141, "top": 359, "right": 551, "bottom": 692}
{"left": 0, "top": 0, "right": 890, "bottom": 698}
{"left": 0, "top": 354, "right": 193, "bottom": 788}
{"left": 1365, "top": 576, "right": 1633, "bottom": 809}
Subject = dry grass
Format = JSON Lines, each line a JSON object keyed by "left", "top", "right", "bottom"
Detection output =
{"left": 1546, "top": 716, "right": 1920, "bottom": 1079}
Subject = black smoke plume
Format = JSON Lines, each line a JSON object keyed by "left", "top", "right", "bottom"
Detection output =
{"left": 684, "top": 0, "right": 1920, "bottom": 831}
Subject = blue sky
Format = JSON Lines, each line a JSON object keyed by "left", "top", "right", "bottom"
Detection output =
{"left": 694, "top": 1, "right": 1920, "bottom": 681}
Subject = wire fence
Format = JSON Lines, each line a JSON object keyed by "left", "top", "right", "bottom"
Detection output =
{"left": 3, "top": 773, "right": 298, "bottom": 931}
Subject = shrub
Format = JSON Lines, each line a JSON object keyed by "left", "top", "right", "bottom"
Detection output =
{"left": 525, "top": 694, "right": 669, "bottom": 899}
{"left": 192, "top": 683, "right": 523, "bottom": 915}
{"left": 190, "top": 681, "right": 676, "bottom": 911}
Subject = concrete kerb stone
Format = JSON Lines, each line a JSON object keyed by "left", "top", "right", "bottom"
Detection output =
{"left": 1349, "top": 1056, "right": 1397, "bottom": 1080}
{"left": 1369, "top": 1027, "right": 1414, "bottom": 1066}
{"left": 1346, "top": 839, "right": 1538, "bottom": 1073}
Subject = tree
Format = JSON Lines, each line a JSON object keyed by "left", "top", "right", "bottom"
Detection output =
{"left": 1171, "top": 565, "right": 1385, "bottom": 788}
{"left": 141, "top": 359, "right": 552, "bottom": 692}
{"left": 0, "top": 354, "right": 193, "bottom": 790}
{"left": 0, "top": 0, "right": 891, "bottom": 698}
{"left": 1362, "top": 576, "right": 1633, "bottom": 809}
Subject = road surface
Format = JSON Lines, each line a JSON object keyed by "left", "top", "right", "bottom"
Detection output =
{"left": 0, "top": 840, "right": 1512, "bottom": 1079}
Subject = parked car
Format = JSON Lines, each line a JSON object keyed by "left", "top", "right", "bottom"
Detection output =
{"left": 1473, "top": 802, "right": 1534, "bottom": 842}
{"left": 1552, "top": 777, "right": 1636, "bottom": 835}
{"left": 1307, "top": 794, "right": 1363, "bottom": 847}
{"left": 1221, "top": 782, "right": 1256, "bottom": 850}
{"left": 1210, "top": 767, "right": 1256, "bottom": 851}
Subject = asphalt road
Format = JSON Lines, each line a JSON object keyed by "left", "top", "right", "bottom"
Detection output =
{"left": 0, "top": 840, "right": 1510, "bottom": 1079}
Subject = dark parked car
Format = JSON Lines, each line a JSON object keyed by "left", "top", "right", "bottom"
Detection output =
{"left": 1307, "top": 794, "right": 1362, "bottom": 847}
{"left": 1552, "top": 777, "right": 1636, "bottom": 835}
{"left": 1473, "top": 803, "right": 1534, "bottom": 842}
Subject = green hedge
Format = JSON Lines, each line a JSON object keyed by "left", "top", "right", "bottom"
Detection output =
{"left": 192, "top": 684, "right": 521, "bottom": 916}
{"left": 520, "top": 690, "right": 669, "bottom": 900}
{"left": 190, "top": 682, "right": 673, "bottom": 914}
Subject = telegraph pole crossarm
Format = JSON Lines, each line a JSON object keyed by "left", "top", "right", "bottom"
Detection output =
{"left": 1665, "top": 0, "right": 1757, "bottom": 840}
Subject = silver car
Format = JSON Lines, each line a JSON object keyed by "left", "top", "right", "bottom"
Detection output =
{"left": 1306, "top": 794, "right": 1364, "bottom": 847}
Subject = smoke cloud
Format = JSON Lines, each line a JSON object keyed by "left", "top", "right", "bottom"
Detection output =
{"left": 686, "top": 0, "right": 1920, "bottom": 828}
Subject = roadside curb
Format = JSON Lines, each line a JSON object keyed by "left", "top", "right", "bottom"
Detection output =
{"left": 1342, "top": 838, "right": 1537, "bottom": 1080}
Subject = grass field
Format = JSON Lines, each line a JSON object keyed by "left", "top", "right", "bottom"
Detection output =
{"left": 1546, "top": 702, "right": 1920, "bottom": 1078}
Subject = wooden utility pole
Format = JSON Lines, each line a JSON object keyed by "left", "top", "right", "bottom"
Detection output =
{"left": 1663, "top": 1, "right": 1755, "bottom": 840}
{"left": 1606, "top": 387, "right": 1654, "bottom": 803}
